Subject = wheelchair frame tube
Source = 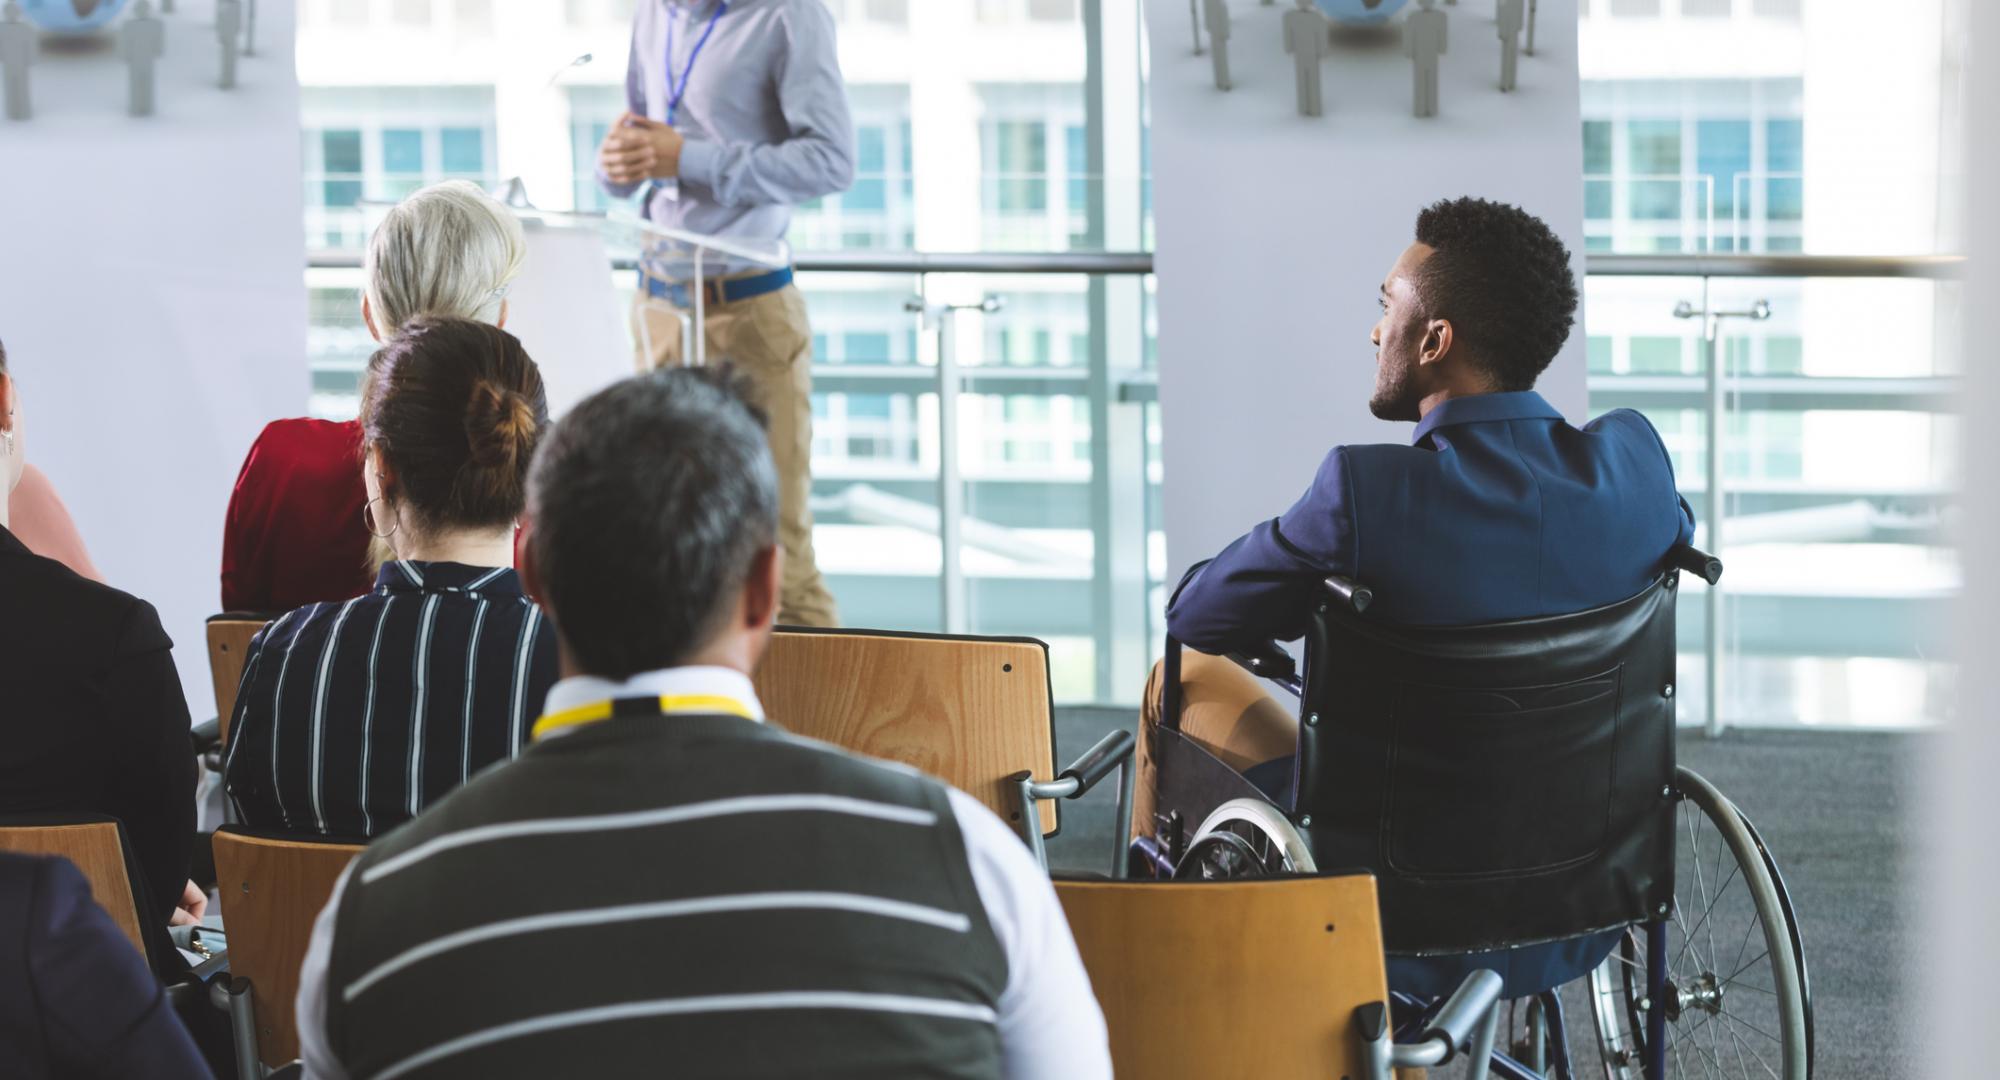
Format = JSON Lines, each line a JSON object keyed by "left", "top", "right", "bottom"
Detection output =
{"left": 1647, "top": 919, "right": 1669, "bottom": 1080}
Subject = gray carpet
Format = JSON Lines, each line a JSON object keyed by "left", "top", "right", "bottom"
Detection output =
{"left": 1047, "top": 710, "right": 1923, "bottom": 1079}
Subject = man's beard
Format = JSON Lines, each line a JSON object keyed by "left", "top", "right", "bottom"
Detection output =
{"left": 1368, "top": 350, "right": 1420, "bottom": 422}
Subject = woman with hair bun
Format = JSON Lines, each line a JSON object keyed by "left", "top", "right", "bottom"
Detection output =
{"left": 223, "top": 318, "right": 557, "bottom": 837}
{"left": 220, "top": 179, "right": 527, "bottom": 614}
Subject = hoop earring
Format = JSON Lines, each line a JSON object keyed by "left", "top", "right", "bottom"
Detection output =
{"left": 362, "top": 496, "right": 400, "bottom": 540}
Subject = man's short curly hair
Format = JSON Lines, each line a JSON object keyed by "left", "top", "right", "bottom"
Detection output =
{"left": 1411, "top": 197, "right": 1579, "bottom": 392}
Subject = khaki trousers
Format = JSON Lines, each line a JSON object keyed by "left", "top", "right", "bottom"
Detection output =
{"left": 632, "top": 281, "right": 841, "bottom": 627}
{"left": 1131, "top": 648, "right": 1300, "bottom": 842}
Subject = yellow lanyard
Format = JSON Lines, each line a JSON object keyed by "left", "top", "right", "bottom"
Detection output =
{"left": 530, "top": 694, "right": 757, "bottom": 742}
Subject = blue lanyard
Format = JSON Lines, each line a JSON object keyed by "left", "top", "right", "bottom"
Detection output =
{"left": 664, "top": 0, "right": 728, "bottom": 126}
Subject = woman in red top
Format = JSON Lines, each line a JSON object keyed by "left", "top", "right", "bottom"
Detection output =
{"left": 220, "top": 181, "right": 527, "bottom": 612}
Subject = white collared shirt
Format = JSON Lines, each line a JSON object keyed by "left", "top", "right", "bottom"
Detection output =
{"left": 295, "top": 666, "right": 1111, "bottom": 1080}
{"left": 537, "top": 665, "right": 767, "bottom": 730}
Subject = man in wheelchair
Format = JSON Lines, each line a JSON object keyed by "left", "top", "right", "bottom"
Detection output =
{"left": 1135, "top": 196, "right": 1695, "bottom": 1000}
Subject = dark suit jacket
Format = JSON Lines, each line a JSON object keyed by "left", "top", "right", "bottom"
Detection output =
{"left": 0, "top": 852, "right": 211, "bottom": 1079}
{"left": 0, "top": 526, "right": 196, "bottom": 926}
{"left": 1169, "top": 391, "right": 1697, "bottom": 649}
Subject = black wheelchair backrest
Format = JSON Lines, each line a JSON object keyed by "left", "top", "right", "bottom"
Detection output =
{"left": 1295, "top": 556, "right": 1700, "bottom": 956}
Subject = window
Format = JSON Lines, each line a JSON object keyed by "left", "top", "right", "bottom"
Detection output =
{"left": 994, "top": 120, "right": 1048, "bottom": 213}
{"left": 320, "top": 130, "right": 363, "bottom": 211}
{"left": 1583, "top": 119, "right": 1613, "bottom": 220}
{"left": 381, "top": 129, "right": 424, "bottom": 199}
{"left": 440, "top": 128, "right": 484, "bottom": 178}
{"left": 1697, "top": 119, "right": 1750, "bottom": 221}
{"left": 1766, "top": 118, "right": 1803, "bottom": 221}
{"left": 851, "top": 126, "right": 888, "bottom": 212}
{"left": 1627, "top": 120, "right": 1682, "bottom": 220}
{"left": 392, "top": 0, "right": 432, "bottom": 26}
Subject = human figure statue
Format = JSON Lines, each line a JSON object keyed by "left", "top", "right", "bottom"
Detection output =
{"left": 1405, "top": 0, "right": 1447, "bottom": 118}
{"left": 1496, "top": 0, "right": 1524, "bottom": 91}
{"left": 121, "top": 0, "right": 166, "bottom": 118}
{"left": 1525, "top": 0, "right": 1539, "bottom": 55}
{"left": 217, "top": 0, "right": 242, "bottom": 89}
{"left": 1282, "top": 0, "right": 1328, "bottom": 118}
{"left": 0, "top": 1, "right": 35, "bottom": 122}
{"left": 1203, "top": 0, "right": 1232, "bottom": 90}
{"left": 1189, "top": 0, "right": 1204, "bottom": 54}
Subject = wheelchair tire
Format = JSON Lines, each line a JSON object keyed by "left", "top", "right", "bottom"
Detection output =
{"left": 1174, "top": 798, "right": 1316, "bottom": 880}
{"left": 1586, "top": 767, "right": 1811, "bottom": 1080}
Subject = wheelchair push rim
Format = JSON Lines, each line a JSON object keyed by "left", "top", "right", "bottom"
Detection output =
{"left": 1174, "top": 798, "right": 1317, "bottom": 879}
{"left": 1588, "top": 767, "right": 1811, "bottom": 1080}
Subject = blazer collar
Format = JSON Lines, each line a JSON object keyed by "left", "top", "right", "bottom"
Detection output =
{"left": 1410, "top": 390, "right": 1565, "bottom": 446}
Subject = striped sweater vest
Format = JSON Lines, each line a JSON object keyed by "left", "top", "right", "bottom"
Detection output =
{"left": 324, "top": 714, "right": 1009, "bottom": 1080}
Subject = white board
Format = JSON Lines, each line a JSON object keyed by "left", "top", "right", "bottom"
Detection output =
{"left": 1144, "top": 0, "right": 1589, "bottom": 582}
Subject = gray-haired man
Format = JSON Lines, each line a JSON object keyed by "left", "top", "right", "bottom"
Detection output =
{"left": 597, "top": 0, "right": 855, "bottom": 628}
{"left": 294, "top": 369, "right": 1112, "bottom": 1080}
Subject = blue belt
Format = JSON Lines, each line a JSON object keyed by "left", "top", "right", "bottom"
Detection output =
{"left": 640, "top": 266, "right": 793, "bottom": 309}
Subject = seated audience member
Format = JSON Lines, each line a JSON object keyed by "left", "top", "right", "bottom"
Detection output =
{"left": 0, "top": 852, "right": 211, "bottom": 1080}
{"left": 1139, "top": 197, "right": 1694, "bottom": 994}
{"left": 294, "top": 369, "right": 1113, "bottom": 1080}
{"left": 224, "top": 318, "right": 556, "bottom": 838}
{"left": 220, "top": 179, "right": 527, "bottom": 613}
{"left": 7, "top": 463, "right": 102, "bottom": 581}
{"left": 0, "top": 339, "right": 204, "bottom": 944}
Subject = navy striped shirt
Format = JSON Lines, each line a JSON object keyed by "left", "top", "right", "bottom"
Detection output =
{"left": 223, "top": 561, "right": 558, "bottom": 838}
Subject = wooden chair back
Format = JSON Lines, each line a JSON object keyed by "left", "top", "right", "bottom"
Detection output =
{"left": 213, "top": 828, "right": 364, "bottom": 1068}
{"left": 755, "top": 629, "right": 1060, "bottom": 834}
{"left": 0, "top": 820, "right": 148, "bottom": 956}
{"left": 1055, "top": 875, "right": 1391, "bottom": 1080}
{"left": 207, "top": 616, "right": 269, "bottom": 743}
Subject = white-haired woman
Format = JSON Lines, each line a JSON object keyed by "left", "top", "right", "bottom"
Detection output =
{"left": 220, "top": 180, "right": 526, "bottom": 612}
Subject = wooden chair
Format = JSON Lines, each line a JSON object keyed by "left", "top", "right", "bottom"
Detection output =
{"left": 754, "top": 628, "right": 1134, "bottom": 868}
{"left": 207, "top": 615, "right": 271, "bottom": 745}
{"left": 1055, "top": 875, "right": 1504, "bottom": 1080}
{"left": 212, "top": 827, "right": 363, "bottom": 1073}
{"left": 0, "top": 818, "right": 148, "bottom": 957}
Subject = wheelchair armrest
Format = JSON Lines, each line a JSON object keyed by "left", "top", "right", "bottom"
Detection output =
{"left": 190, "top": 718, "right": 222, "bottom": 756}
{"left": 1057, "top": 729, "right": 1136, "bottom": 797}
{"left": 1224, "top": 642, "right": 1297, "bottom": 682}
{"left": 1388, "top": 968, "right": 1504, "bottom": 1070}
{"left": 1669, "top": 543, "right": 1724, "bottom": 586}
{"left": 1322, "top": 573, "right": 1374, "bottom": 614}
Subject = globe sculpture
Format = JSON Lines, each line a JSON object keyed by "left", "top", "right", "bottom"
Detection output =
{"left": 18, "top": 0, "right": 134, "bottom": 34}
{"left": 1315, "top": 0, "right": 1410, "bottom": 25}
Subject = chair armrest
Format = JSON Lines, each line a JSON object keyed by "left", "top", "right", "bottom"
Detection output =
{"left": 1669, "top": 544, "right": 1723, "bottom": 586}
{"left": 1390, "top": 968, "right": 1504, "bottom": 1070}
{"left": 1323, "top": 573, "right": 1375, "bottom": 613}
{"left": 1057, "top": 729, "right": 1136, "bottom": 797}
{"left": 1224, "top": 642, "right": 1298, "bottom": 682}
{"left": 190, "top": 718, "right": 222, "bottom": 756}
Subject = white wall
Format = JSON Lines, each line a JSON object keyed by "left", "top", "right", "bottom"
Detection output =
{"left": 1932, "top": 0, "right": 1991, "bottom": 1071}
{"left": 0, "top": 0, "right": 304, "bottom": 719}
{"left": 1144, "top": 0, "right": 1589, "bottom": 580}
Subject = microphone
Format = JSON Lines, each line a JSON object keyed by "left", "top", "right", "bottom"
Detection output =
{"left": 544, "top": 52, "right": 594, "bottom": 88}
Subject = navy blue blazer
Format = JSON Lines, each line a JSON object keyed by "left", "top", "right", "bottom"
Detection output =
{"left": 1168, "top": 391, "right": 1695, "bottom": 649}
{"left": 0, "top": 852, "right": 211, "bottom": 1079}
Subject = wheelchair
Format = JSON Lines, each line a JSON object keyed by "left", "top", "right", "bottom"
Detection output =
{"left": 1132, "top": 546, "right": 1814, "bottom": 1080}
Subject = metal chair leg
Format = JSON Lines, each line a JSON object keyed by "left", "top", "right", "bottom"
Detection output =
{"left": 215, "top": 975, "right": 263, "bottom": 1080}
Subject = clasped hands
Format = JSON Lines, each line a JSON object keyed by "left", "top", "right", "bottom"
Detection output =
{"left": 599, "top": 112, "right": 687, "bottom": 184}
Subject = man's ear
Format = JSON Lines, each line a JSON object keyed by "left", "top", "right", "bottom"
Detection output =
{"left": 362, "top": 295, "right": 382, "bottom": 342}
{"left": 743, "top": 545, "right": 783, "bottom": 632}
{"left": 497, "top": 299, "right": 509, "bottom": 330}
{"left": 1419, "top": 318, "right": 1456, "bottom": 367}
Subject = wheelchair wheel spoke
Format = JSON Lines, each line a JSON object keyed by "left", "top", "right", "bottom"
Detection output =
{"left": 1724, "top": 1018, "right": 1779, "bottom": 1080}
{"left": 1719, "top": 947, "right": 1769, "bottom": 988}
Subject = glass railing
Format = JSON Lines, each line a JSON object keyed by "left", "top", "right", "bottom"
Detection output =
{"left": 304, "top": 250, "right": 1963, "bottom": 726}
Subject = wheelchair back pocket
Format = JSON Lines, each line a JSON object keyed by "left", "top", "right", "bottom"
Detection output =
{"left": 1384, "top": 667, "right": 1622, "bottom": 879}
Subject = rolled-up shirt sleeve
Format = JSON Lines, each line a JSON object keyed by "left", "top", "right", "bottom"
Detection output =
{"left": 675, "top": 3, "right": 855, "bottom": 208}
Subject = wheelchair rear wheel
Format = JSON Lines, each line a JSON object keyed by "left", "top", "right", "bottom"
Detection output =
{"left": 1174, "top": 798, "right": 1317, "bottom": 879}
{"left": 1587, "top": 767, "right": 1811, "bottom": 1080}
